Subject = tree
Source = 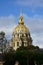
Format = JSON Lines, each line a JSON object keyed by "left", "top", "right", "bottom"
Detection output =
{"left": 0, "top": 31, "right": 7, "bottom": 53}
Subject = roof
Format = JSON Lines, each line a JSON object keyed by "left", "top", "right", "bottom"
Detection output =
{"left": 13, "top": 15, "right": 30, "bottom": 34}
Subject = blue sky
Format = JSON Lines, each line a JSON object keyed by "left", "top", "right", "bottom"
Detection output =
{"left": 0, "top": 0, "right": 43, "bottom": 48}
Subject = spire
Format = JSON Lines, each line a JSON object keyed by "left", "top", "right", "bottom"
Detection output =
{"left": 20, "top": 9, "right": 22, "bottom": 16}
{"left": 18, "top": 11, "right": 24, "bottom": 24}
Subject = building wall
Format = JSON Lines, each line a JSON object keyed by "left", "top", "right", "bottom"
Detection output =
{"left": 0, "top": 62, "right": 3, "bottom": 65}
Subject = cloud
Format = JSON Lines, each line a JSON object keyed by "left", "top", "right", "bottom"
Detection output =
{"left": 22, "top": 13, "right": 43, "bottom": 48}
{"left": 23, "top": 14, "right": 43, "bottom": 33}
{"left": 0, "top": 15, "right": 16, "bottom": 35}
{"left": 13, "top": 0, "right": 43, "bottom": 7}
{"left": 0, "top": 14, "right": 43, "bottom": 48}
{"left": 31, "top": 33, "right": 43, "bottom": 48}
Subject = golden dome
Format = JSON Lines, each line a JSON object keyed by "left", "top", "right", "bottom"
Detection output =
{"left": 14, "top": 24, "right": 29, "bottom": 33}
{"left": 13, "top": 14, "right": 29, "bottom": 34}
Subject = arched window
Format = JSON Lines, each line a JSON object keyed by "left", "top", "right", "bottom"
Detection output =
{"left": 22, "top": 34, "right": 24, "bottom": 37}
{"left": 17, "top": 42, "right": 19, "bottom": 46}
{"left": 24, "top": 42, "right": 27, "bottom": 46}
{"left": 26, "top": 34, "right": 27, "bottom": 37}
{"left": 14, "top": 43, "right": 15, "bottom": 47}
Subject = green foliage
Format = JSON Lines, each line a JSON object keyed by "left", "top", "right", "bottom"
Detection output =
{"left": 0, "top": 31, "right": 7, "bottom": 53}
{"left": 0, "top": 31, "right": 5, "bottom": 38}
{"left": 17, "top": 45, "right": 39, "bottom": 51}
{"left": 3, "top": 45, "right": 43, "bottom": 65}
{"left": 3, "top": 49, "right": 43, "bottom": 65}
{"left": 0, "top": 31, "right": 5, "bottom": 35}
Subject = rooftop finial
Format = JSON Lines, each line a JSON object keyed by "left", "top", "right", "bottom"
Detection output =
{"left": 18, "top": 10, "right": 24, "bottom": 24}
{"left": 20, "top": 9, "right": 22, "bottom": 16}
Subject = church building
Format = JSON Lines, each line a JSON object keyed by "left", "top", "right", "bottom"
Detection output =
{"left": 10, "top": 13, "right": 32, "bottom": 50}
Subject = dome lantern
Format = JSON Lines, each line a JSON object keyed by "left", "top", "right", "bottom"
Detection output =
{"left": 18, "top": 13, "right": 24, "bottom": 24}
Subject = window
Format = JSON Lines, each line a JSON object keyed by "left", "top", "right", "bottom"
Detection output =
{"left": 26, "top": 34, "right": 27, "bottom": 37}
{"left": 24, "top": 42, "right": 27, "bottom": 46}
{"left": 14, "top": 43, "right": 15, "bottom": 46}
{"left": 22, "top": 34, "right": 24, "bottom": 37}
{"left": 17, "top": 42, "right": 19, "bottom": 46}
